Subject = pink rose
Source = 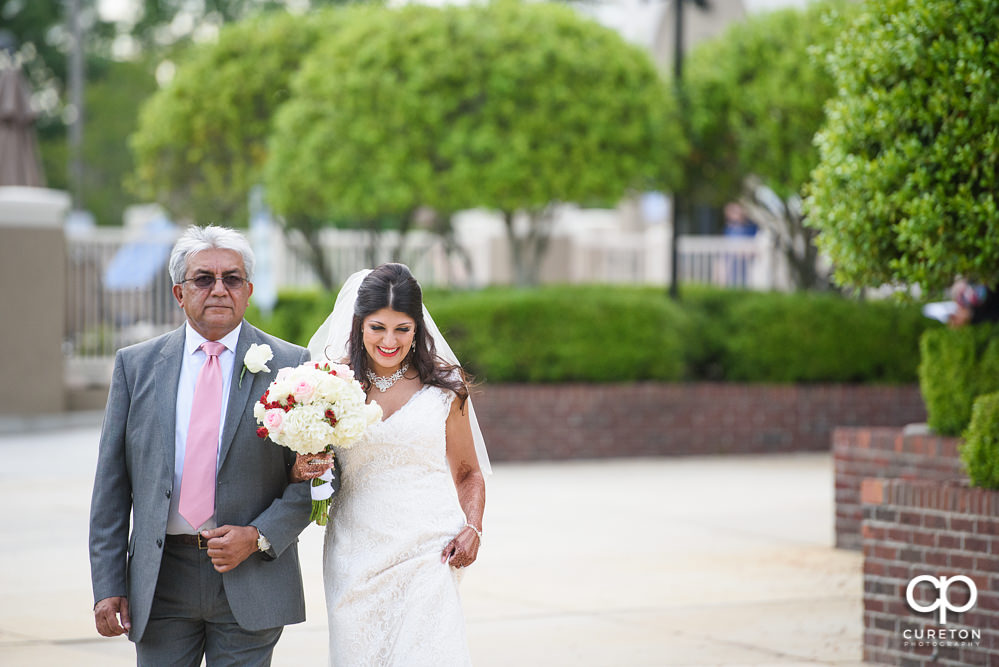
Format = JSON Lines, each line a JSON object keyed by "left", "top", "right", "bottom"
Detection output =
{"left": 263, "top": 409, "right": 285, "bottom": 434}
{"left": 276, "top": 367, "right": 293, "bottom": 381}
{"left": 293, "top": 380, "right": 316, "bottom": 403}
{"left": 331, "top": 363, "right": 354, "bottom": 380}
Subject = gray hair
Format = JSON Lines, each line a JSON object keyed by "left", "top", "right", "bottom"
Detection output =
{"left": 168, "top": 225, "right": 255, "bottom": 284}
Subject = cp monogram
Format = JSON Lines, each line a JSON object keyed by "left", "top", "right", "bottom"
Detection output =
{"left": 905, "top": 575, "right": 978, "bottom": 624}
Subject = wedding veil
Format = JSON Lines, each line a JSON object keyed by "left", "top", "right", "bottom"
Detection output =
{"left": 307, "top": 269, "right": 492, "bottom": 475}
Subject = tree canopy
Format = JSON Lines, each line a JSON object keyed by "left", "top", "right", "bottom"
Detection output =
{"left": 266, "top": 1, "right": 684, "bottom": 284}
{"left": 805, "top": 0, "right": 999, "bottom": 293}
{"left": 129, "top": 10, "right": 340, "bottom": 224}
{"left": 1, "top": 0, "right": 346, "bottom": 224}
{"left": 682, "top": 0, "right": 856, "bottom": 206}
{"left": 680, "top": 0, "right": 856, "bottom": 289}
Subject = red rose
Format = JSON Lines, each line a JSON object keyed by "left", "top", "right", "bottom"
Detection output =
{"left": 256, "top": 426, "right": 268, "bottom": 439}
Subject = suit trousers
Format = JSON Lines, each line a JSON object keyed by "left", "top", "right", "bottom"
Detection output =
{"left": 135, "top": 541, "right": 282, "bottom": 667}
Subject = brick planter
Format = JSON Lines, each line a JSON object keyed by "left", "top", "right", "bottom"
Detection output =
{"left": 861, "top": 478, "right": 999, "bottom": 666}
{"left": 834, "top": 426, "right": 965, "bottom": 550}
{"left": 475, "top": 383, "right": 926, "bottom": 461}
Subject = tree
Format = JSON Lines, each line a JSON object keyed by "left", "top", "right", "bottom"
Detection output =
{"left": 129, "top": 10, "right": 341, "bottom": 226}
{"left": 806, "top": 0, "right": 999, "bottom": 294}
{"left": 2, "top": 0, "right": 117, "bottom": 201}
{"left": 266, "top": 1, "right": 685, "bottom": 286}
{"left": 682, "top": 0, "right": 858, "bottom": 289}
{"left": 1, "top": 0, "right": 353, "bottom": 99}
{"left": 77, "top": 59, "right": 158, "bottom": 226}
{"left": 0, "top": 1, "right": 113, "bottom": 113}
{"left": 2, "top": 1, "right": 348, "bottom": 225}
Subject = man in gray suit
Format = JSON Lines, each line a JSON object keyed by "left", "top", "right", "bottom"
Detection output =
{"left": 90, "top": 225, "right": 314, "bottom": 665}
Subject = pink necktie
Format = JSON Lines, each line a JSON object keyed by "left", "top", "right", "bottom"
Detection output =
{"left": 178, "top": 341, "right": 226, "bottom": 531}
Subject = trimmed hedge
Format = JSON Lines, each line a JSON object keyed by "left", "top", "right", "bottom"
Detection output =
{"left": 918, "top": 324, "right": 999, "bottom": 436}
{"left": 806, "top": 0, "right": 999, "bottom": 294}
{"left": 963, "top": 391, "right": 999, "bottom": 489}
{"left": 428, "top": 287, "right": 690, "bottom": 382}
{"left": 706, "top": 290, "right": 929, "bottom": 383}
{"left": 246, "top": 285, "right": 933, "bottom": 384}
{"left": 246, "top": 289, "right": 337, "bottom": 351}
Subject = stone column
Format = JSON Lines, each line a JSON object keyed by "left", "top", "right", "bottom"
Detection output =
{"left": 0, "top": 187, "right": 71, "bottom": 414}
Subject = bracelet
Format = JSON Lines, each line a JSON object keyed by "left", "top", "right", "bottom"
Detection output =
{"left": 464, "top": 521, "right": 482, "bottom": 540}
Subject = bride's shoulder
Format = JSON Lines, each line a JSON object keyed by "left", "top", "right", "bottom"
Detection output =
{"left": 434, "top": 363, "right": 465, "bottom": 385}
{"left": 428, "top": 363, "right": 469, "bottom": 405}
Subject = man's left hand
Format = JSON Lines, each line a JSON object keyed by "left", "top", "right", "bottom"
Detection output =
{"left": 201, "top": 525, "right": 259, "bottom": 573}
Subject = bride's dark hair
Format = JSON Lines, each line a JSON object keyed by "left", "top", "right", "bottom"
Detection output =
{"left": 348, "top": 263, "right": 470, "bottom": 408}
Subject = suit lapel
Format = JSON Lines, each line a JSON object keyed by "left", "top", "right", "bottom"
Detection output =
{"left": 155, "top": 326, "right": 186, "bottom": 480}
{"left": 218, "top": 322, "right": 259, "bottom": 468}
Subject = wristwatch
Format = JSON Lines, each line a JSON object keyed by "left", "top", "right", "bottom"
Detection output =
{"left": 256, "top": 529, "right": 271, "bottom": 553}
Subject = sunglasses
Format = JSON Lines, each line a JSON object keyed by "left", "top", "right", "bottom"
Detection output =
{"left": 179, "top": 274, "right": 248, "bottom": 290}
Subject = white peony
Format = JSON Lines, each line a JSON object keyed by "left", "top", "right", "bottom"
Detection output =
{"left": 267, "top": 378, "right": 294, "bottom": 404}
{"left": 333, "top": 414, "right": 369, "bottom": 444}
{"left": 279, "top": 404, "right": 331, "bottom": 454}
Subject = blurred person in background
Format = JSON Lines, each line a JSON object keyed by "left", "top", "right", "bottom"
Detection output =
{"left": 949, "top": 279, "right": 999, "bottom": 328}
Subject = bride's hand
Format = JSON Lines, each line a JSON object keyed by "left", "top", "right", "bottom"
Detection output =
{"left": 289, "top": 452, "right": 335, "bottom": 483}
{"left": 441, "top": 526, "right": 480, "bottom": 569}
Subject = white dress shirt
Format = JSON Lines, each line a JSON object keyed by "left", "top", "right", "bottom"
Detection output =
{"left": 166, "top": 322, "right": 242, "bottom": 534}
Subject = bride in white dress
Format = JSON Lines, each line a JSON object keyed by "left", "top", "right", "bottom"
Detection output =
{"left": 297, "top": 264, "right": 490, "bottom": 665}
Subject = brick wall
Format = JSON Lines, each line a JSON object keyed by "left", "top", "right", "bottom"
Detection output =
{"left": 834, "top": 427, "right": 965, "bottom": 550}
{"left": 474, "top": 383, "right": 927, "bottom": 461}
{"left": 861, "top": 478, "right": 999, "bottom": 666}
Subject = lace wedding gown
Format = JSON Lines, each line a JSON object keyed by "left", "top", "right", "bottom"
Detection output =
{"left": 323, "top": 383, "right": 473, "bottom": 666}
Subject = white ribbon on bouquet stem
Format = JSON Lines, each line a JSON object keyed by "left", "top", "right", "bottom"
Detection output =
{"left": 311, "top": 468, "right": 335, "bottom": 500}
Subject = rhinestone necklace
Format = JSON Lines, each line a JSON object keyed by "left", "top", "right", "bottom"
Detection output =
{"left": 366, "top": 363, "right": 410, "bottom": 393}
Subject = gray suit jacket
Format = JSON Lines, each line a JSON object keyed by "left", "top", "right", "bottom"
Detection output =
{"left": 89, "top": 322, "right": 313, "bottom": 641}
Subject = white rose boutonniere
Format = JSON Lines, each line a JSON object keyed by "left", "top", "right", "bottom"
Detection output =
{"left": 240, "top": 343, "right": 273, "bottom": 387}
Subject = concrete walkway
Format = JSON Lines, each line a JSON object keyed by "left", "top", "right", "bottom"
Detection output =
{"left": 0, "top": 425, "right": 865, "bottom": 666}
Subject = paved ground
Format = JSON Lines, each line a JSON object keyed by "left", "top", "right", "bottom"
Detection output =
{"left": 0, "top": 424, "right": 865, "bottom": 666}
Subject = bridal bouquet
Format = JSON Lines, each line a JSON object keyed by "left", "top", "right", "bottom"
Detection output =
{"left": 254, "top": 361, "right": 382, "bottom": 525}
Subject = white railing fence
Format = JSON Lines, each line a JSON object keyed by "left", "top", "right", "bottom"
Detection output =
{"left": 64, "top": 224, "right": 789, "bottom": 382}
{"left": 65, "top": 228, "right": 186, "bottom": 385}
{"left": 677, "top": 235, "right": 775, "bottom": 289}
{"left": 274, "top": 227, "right": 477, "bottom": 291}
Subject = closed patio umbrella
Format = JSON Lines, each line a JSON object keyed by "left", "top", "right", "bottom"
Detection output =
{"left": 0, "top": 58, "right": 46, "bottom": 187}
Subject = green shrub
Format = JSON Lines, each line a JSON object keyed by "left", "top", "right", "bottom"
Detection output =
{"left": 246, "top": 284, "right": 930, "bottom": 384}
{"left": 806, "top": 0, "right": 999, "bottom": 293}
{"left": 246, "top": 290, "right": 337, "bottom": 348}
{"left": 919, "top": 324, "right": 999, "bottom": 435}
{"left": 671, "top": 286, "right": 749, "bottom": 380}
{"left": 962, "top": 391, "right": 999, "bottom": 489}
{"left": 716, "top": 291, "right": 930, "bottom": 383}
{"left": 428, "top": 287, "right": 690, "bottom": 383}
